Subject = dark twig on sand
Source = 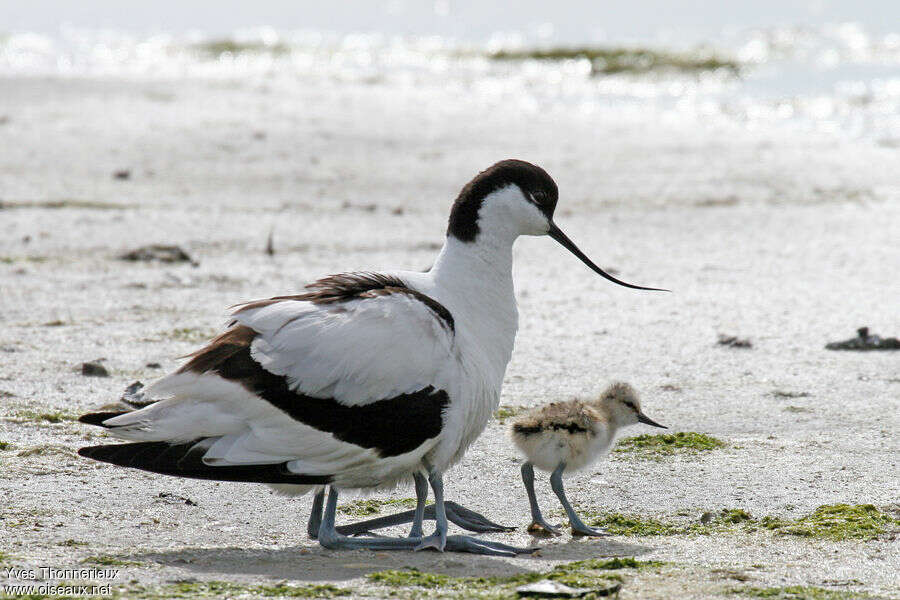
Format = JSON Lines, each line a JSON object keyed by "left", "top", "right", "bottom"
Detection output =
{"left": 119, "top": 245, "right": 197, "bottom": 266}
{"left": 826, "top": 327, "right": 900, "bottom": 351}
{"left": 265, "top": 228, "right": 275, "bottom": 256}
{"left": 717, "top": 334, "right": 752, "bottom": 349}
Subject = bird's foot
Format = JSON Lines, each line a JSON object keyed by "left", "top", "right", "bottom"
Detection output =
{"left": 334, "top": 501, "right": 513, "bottom": 536}
{"left": 414, "top": 530, "right": 447, "bottom": 552}
{"left": 318, "top": 529, "right": 419, "bottom": 551}
{"left": 527, "top": 519, "right": 562, "bottom": 536}
{"left": 318, "top": 529, "right": 535, "bottom": 556}
{"left": 444, "top": 535, "right": 538, "bottom": 557}
{"left": 445, "top": 501, "right": 516, "bottom": 533}
{"left": 570, "top": 523, "right": 611, "bottom": 537}
{"left": 407, "top": 524, "right": 424, "bottom": 539}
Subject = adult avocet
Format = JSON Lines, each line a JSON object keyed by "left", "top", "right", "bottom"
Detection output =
{"left": 78, "top": 159, "right": 665, "bottom": 556}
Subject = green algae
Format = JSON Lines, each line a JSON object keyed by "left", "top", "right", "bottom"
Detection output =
{"left": 0, "top": 593, "right": 80, "bottom": 600}
{"left": 111, "top": 581, "right": 352, "bottom": 599}
{"left": 728, "top": 586, "right": 878, "bottom": 600}
{"left": 367, "top": 557, "right": 660, "bottom": 593}
{"left": 493, "top": 405, "right": 526, "bottom": 423}
{"left": 163, "top": 582, "right": 350, "bottom": 598}
{"left": 557, "top": 557, "right": 666, "bottom": 572}
{"left": 0, "top": 580, "right": 350, "bottom": 600}
{"left": 336, "top": 497, "right": 418, "bottom": 517}
{"left": 0, "top": 442, "right": 11, "bottom": 451}
{"left": 585, "top": 505, "right": 899, "bottom": 540}
{"left": 587, "top": 512, "right": 681, "bottom": 536}
{"left": 12, "top": 410, "right": 77, "bottom": 424}
{"left": 758, "top": 504, "right": 900, "bottom": 541}
{"left": 718, "top": 509, "right": 754, "bottom": 524}
{"left": 489, "top": 46, "right": 739, "bottom": 74}
{"left": 82, "top": 555, "right": 143, "bottom": 567}
{"left": 613, "top": 432, "right": 726, "bottom": 458}
{"left": 369, "top": 569, "right": 455, "bottom": 587}
{"left": 194, "top": 40, "right": 291, "bottom": 57}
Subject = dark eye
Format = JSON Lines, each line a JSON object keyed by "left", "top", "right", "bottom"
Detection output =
{"left": 530, "top": 191, "right": 545, "bottom": 204}
{"left": 624, "top": 401, "right": 636, "bottom": 410}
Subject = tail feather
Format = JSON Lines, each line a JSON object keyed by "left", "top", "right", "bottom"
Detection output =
{"left": 77, "top": 441, "right": 332, "bottom": 485}
{"left": 79, "top": 412, "right": 128, "bottom": 427}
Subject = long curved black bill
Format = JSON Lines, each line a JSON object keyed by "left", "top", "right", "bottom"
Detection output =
{"left": 637, "top": 413, "right": 667, "bottom": 428}
{"left": 548, "top": 222, "right": 669, "bottom": 292}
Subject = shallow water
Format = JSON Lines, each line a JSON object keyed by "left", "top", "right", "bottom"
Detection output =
{"left": 1, "top": 4, "right": 899, "bottom": 148}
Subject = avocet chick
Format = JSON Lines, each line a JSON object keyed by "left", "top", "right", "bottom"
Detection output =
{"left": 511, "top": 382, "right": 666, "bottom": 536}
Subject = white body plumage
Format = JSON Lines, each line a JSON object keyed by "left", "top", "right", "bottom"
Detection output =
{"left": 98, "top": 186, "right": 536, "bottom": 492}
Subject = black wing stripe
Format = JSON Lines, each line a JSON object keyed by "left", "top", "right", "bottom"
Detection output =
{"left": 77, "top": 442, "right": 332, "bottom": 484}
{"left": 513, "top": 423, "right": 590, "bottom": 435}
{"left": 213, "top": 346, "right": 449, "bottom": 458}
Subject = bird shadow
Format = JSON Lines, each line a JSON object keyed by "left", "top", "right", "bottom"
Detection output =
{"left": 132, "top": 537, "right": 654, "bottom": 582}
{"left": 529, "top": 537, "right": 655, "bottom": 561}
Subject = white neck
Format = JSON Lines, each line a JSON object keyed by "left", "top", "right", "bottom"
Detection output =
{"left": 431, "top": 234, "right": 514, "bottom": 287}
{"left": 428, "top": 233, "right": 518, "bottom": 383}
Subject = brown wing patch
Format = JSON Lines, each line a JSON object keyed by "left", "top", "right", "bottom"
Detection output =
{"left": 233, "top": 272, "right": 454, "bottom": 332}
{"left": 512, "top": 400, "right": 600, "bottom": 435}
{"left": 178, "top": 325, "right": 256, "bottom": 374}
{"left": 303, "top": 272, "right": 408, "bottom": 303}
{"left": 233, "top": 272, "right": 405, "bottom": 313}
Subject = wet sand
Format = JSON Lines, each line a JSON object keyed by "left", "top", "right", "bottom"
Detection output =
{"left": 1, "top": 74, "right": 898, "bottom": 598}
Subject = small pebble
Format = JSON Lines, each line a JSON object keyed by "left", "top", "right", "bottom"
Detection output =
{"left": 157, "top": 492, "right": 197, "bottom": 506}
{"left": 81, "top": 362, "right": 109, "bottom": 377}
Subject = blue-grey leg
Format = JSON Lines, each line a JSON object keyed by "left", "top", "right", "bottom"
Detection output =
{"left": 318, "top": 486, "right": 420, "bottom": 551}
{"left": 415, "top": 468, "right": 448, "bottom": 551}
{"left": 549, "top": 463, "right": 610, "bottom": 537}
{"left": 317, "top": 484, "right": 536, "bottom": 556}
{"left": 521, "top": 462, "right": 562, "bottom": 535}
{"left": 408, "top": 472, "right": 429, "bottom": 538}
{"left": 306, "top": 487, "right": 325, "bottom": 540}
{"left": 417, "top": 468, "right": 537, "bottom": 556}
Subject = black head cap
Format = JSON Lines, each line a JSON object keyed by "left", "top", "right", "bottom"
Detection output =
{"left": 447, "top": 159, "right": 558, "bottom": 242}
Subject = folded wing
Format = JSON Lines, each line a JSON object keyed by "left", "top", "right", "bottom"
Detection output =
{"left": 78, "top": 273, "right": 458, "bottom": 485}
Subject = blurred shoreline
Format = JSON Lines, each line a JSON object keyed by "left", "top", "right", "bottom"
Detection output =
{"left": 2, "top": 20, "right": 899, "bottom": 147}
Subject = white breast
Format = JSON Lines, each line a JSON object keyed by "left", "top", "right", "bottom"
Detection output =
{"left": 401, "top": 238, "right": 519, "bottom": 470}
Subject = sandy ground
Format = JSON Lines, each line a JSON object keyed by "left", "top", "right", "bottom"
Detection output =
{"left": 1, "top": 74, "right": 899, "bottom": 599}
